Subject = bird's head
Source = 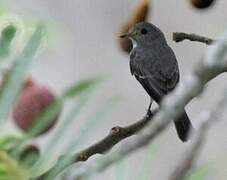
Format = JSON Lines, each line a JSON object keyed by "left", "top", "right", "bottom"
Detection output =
{"left": 120, "top": 22, "right": 165, "bottom": 45}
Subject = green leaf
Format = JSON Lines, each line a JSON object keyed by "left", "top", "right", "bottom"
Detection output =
{"left": 0, "top": 175, "right": 12, "bottom": 180}
{"left": 0, "top": 162, "right": 7, "bottom": 173}
{"left": 0, "top": 25, "right": 16, "bottom": 58}
{"left": 58, "top": 97, "right": 119, "bottom": 180}
{"left": 26, "top": 99, "right": 63, "bottom": 137}
{"left": 0, "top": 24, "right": 44, "bottom": 125}
{"left": 136, "top": 144, "right": 157, "bottom": 180}
{"left": 12, "top": 78, "right": 101, "bottom": 159}
{"left": 33, "top": 96, "right": 118, "bottom": 180}
{"left": 1, "top": 25, "right": 16, "bottom": 42}
{"left": 63, "top": 78, "right": 102, "bottom": 98}
{"left": 187, "top": 164, "right": 210, "bottom": 180}
{"left": 0, "top": 135, "right": 22, "bottom": 151}
{"left": 31, "top": 80, "right": 102, "bottom": 176}
{"left": 19, "top": 146, "right": 40, "bottom": 168}
{"left": 33, "top": 95, "right": 91, "bottom": 174}
{"left": 64, "top": 96, "right": 119, "bottom": 153}
{"left": 27, "top": 78, "right": 100, "bottom": 137}
{"left": 0, "top": 151, "right": 29, "bottom": 180}
{"left": 114, "top": 157, "right": 127, "bottom": 180}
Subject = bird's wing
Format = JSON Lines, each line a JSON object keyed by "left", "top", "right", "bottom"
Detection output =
{"left": 130, "top": 52, "right": 179, "bottom": 103}
{"left": 165, "top": 66, "right": 179, "bottom": 92}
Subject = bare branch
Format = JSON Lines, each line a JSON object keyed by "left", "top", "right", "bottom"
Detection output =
{"left": 69, "top": 31, "right": 227, "bottom": 180}
{"left": 170, "top": 87, "right": 227, "bottom": 180}
{"left": 173, "top": 32, "right": 214, "bottom": 45}
{"left": 35, "top": 30, "right": 227, "bottom": 180}
{"left": 35, "top": 110, "right": 157, "bottom": 179}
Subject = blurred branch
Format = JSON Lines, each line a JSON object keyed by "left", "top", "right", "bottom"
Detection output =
{"left": 173, "top": 32, "right": 214, "bottom": 45}
{"left": 170, "top": 87, "right": 227, "bottom": 180}
{"left": 36, "top": 30, "right": 227, "bottom": 180}
{"left": 170, "top": 121, "right": 208, "bottom": 180}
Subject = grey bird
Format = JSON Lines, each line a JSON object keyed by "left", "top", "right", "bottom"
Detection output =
{"left": 120, "top": 22, "right": 193, "bottom": 142}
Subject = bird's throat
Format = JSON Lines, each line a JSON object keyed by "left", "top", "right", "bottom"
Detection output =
{"left": 131, "top": 39, "right": 138, "bottom": 49}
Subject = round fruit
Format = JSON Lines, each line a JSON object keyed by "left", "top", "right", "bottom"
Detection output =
{"left": 13, "top": 79, "right": 59, "bottom": 135}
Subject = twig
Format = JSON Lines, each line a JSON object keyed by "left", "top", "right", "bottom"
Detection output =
{"left": 173, "top": 32, "right": 214, "bottom": 45}
{"left": 170, "top": 87, "right": 227, "bottom": 180}
{"left": 35, "top": 110, "right": 157, "bottom": 179}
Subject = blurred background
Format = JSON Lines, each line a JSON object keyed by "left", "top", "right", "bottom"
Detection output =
{"left": 2, "top": 0, "right": 227, "bottom": 179}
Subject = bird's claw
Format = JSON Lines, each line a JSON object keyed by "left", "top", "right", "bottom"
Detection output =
{"left": 146, "top": 108, "right": 152, "bottom": 118}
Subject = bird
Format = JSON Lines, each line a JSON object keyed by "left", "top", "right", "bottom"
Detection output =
{"left": 120, "top": 22, "right": 193, "bottom": 142}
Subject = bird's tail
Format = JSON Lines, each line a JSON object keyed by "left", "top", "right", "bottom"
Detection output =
{"left": 174, "top": 110, "right": 193, "bottom": 142}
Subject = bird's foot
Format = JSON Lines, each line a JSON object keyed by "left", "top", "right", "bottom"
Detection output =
{"left": 146, "top": 108, "right": 152, "bottom": 118}
{"left": 146, "top": 101, "right": 153, "bottom": 118}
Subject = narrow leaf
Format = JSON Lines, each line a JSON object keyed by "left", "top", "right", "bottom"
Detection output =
{"left": 64, "top": 96, "right": 119, "bottom": 153}
{"left": 188, "top": 164, "right": 210, "bottom": 180}
{"left": 26, "top": 99, "right": 63, "bottom": 137}
{"left": 136, "top": 144, "right": 157, "bottom": 180}
{"left": 0, "top": 25, "right": 16, "bottom": 58}
{"left": 27, "top": 78, "right": 100, "bottom": 137}
{"left": 63, "top": 78, "right": 102, "bottom": 98}
{"left": 34, "top": 94, "right": 91, "bottom": 173}
{"left": 13, "top": 78, "right": 100, "bottom": 157}
{"left": 33, "top": 97, "right": 118, "bottom": 180}
{"left": 0, "top": 24, "right": 44, "bottom": 125}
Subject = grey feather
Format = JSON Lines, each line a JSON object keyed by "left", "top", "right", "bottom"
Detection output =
{"left": 126, "top": 22, "right": 193, "bottom": 142}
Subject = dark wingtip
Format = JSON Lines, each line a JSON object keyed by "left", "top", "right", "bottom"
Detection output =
{"left": 174, "top": 111, "right": 194, "bottom": 143}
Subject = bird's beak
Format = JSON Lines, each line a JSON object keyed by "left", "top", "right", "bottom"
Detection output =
{"left": 120, "top": 31, "right": 137, "bottom": 38}
{"left": 120, "top": 33, "right": 129, "bottom": 38}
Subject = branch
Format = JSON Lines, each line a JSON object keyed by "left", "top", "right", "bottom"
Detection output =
{"left": 35, "top": 110, "right": 157, "bottom": 179}
{"left": 69, "top": 31, "right": 227, "bottom": 179}
{"left": 170, "top": 87, "right": 227, "bottom": 180}
{"left": 173, "top": 32, "right": 214, "bottom": 45}
{"left": 36, "top": 31, "right": 227, "bottom": 180}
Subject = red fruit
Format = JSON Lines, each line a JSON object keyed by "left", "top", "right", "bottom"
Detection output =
{"left": 13, "top": 79, "right": 59, "bottom": 135}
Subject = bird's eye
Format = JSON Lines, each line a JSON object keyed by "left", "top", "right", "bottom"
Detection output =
{"left": 140, "top": 28, "right": 147, "bottom": 35}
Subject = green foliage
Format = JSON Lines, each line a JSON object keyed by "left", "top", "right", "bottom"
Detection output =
{"left": 137, "top": 144, "right": 157, "bottom": 180}
{"left": 26, "top": 78, "right": 101, "bottom": 137}
{"left": 19, "top": 146, "right": 40, "bottom": 168}
{"left": 0, "top": 151, "right": 29, "bottom": 180}
{"left": 64, "top": 96, "right": 119, "bottom": 153}
{"left": 0, "top": 24, "right": 44, "bottom": 125}
{"left": 2, "top": 25, "right": 16, "bottom": 41}
{"left": 63, "top": 78, "right": 101, "bottom": 98}
{"left": 0, "top": 23, "right": 44, "bottom": 180}
{"left": 113, "top": 144, "right": 157, "bottom": 180}
{"left": 0, "top": 25, "right": 16, "bottom": 58}
{"left": 187, "top": 164, "right": 210, "bottom": 180}
{"left": 0, "top": 12, "right": 118, "bottom": 180}
{"left": 0, "top": 8, "right": 213, "bottom": 180}
{"left": 0, "top": 135, "right": 22, "bottom": 152}
{"left": 31, "top": 96, "right": 119, "bottom": 179}
{"left": 32, "top": 84, "right": 99, "bottom": 174}
{"left": 114, "top": 156, "right": 127, "bottom": 180}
